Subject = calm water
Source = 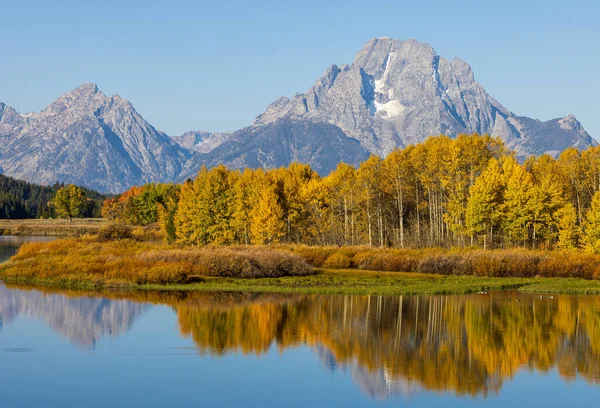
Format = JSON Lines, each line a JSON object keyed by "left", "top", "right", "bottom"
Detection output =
{"left": 1, "top": 286, "right": 600, "bottom": 407}
{"left": 0, "top": 235, "right": 57, "bottom": 263}
{"left": 1, "top": 239, "right": 600, "bottom": 407}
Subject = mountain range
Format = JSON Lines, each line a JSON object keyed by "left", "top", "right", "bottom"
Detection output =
{"left": 1, "top": 38, "right": 595, "bottom": 193}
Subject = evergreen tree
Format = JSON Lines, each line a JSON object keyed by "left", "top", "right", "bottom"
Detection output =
{"left": 0, "top": 174, "right": 105, "bottom": 219}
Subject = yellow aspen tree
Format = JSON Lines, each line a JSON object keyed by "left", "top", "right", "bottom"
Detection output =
{"left": 556, "top": 203, "right": 580, "bottom": 250}
{"left": 251, "top": 185, "right": 285, "bottom": 245}
{"left": 174, "top": 179, "right": 199, "bottom": 245}
{"left": 382, "top": 147, "right": 415, "bottom": 248}
{"left": 465, "top": 158, "right": 504, "bottom": 249}
{"left": 529, "top": 174, "right": 565, "bottom": 248}
{"left": 279, "top": 163, "right": 318, "bottom": 243}
{"left": 584, "top": 192, "right": 600, "bottom": 253}
{"left": 356, "top": 155, "right": 384, "bottom": 246}
{"left": 557, "top": 148, "right": 585, "bottom": 223}
{"left": 446, "top": 134, "right": 507, "bottom": 245}
{"left": 501, "top": 159, "right": 535, "bottom": 246}
{"left": 324, "top": 162, "right": 358, "bottom": 245}
{"left": 232, "top": 168, "right": 265, "bottom": 244}
{"left": 300, "top": 177, "right": 331, "bottom": 245}
{"left": 203, "top": 166, "right": 237, "bottom": 244}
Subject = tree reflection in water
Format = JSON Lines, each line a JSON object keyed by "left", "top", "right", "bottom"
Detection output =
{"left": 2, "top": 283, "right": 599, "bottom": 399}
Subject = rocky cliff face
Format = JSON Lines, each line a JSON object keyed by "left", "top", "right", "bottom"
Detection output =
{"left": 171, "top": 130, "right": 230, "bottom": 154}
{"left": 252, "top": 37, "right": 596, "bottom": 158}
{"left": 0, "top": 84, "right": 195, "bottom": 193}
{"left": 177, "top": 120, "right": 370, "bottom": 181}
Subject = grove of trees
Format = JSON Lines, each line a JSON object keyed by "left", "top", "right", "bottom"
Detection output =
{"left": 0, "top": 174, "right": 105, "bottom": 219}
{"left": 102, "top": 134, "right": 600, "bottom": 251}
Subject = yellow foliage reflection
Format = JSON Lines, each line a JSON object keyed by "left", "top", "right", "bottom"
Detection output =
{"left": 5, "top": 284, "right": 600, "bottom": 398}
{"left": 173, "top": 291, "right": 600, "bottom": 397}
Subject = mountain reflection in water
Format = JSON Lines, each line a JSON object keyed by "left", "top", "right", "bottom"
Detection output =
{"left": 1, "top": 282, "right": 599, "bottom": 400}
{"left": 0, "top": 283, "right": 150, "bottom": 347}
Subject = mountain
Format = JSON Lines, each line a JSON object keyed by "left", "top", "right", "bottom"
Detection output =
{"left": 1, "top": 38, "right": 595, "bottom": 192}
{"left": 246, "top": 37, "right": 596, "bottom": 158}
{"left": 177, "top": 120, "right": 370, "bottom": 181}
{"left": 171, "top": 130, "right": 230, "bottom": 153}
{"left": 0, "top": 84, "right": 194, "bottom": 193}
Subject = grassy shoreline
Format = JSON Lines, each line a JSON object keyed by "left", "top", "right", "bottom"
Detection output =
{"left": 0, "top": 218, "right": 107, "bottom": 236}
{"left": 3, "top": 268, "right": 600, "bottom": 296}
{"left": 3, "top": 236, "right": 600, "bottom": 295}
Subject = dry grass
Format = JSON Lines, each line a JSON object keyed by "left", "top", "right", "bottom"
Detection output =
{"left": 0, "top": 218, "right": 107, "bottom": 236}
{"left": 4, "top": 240, "right": 600, "bottom": 291}
{"left": 0, "top": 238, "right": 314, "bottom": 285}
{"left": 280, "top": 245, "right": 600, "bottom": 280}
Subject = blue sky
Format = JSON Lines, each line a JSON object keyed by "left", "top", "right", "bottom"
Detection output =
{"left": 2, "top": 0, "right": 599, "bottom": 137}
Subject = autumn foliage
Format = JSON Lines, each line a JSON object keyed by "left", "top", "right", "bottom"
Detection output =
{"left": 101, "top": 134, "right": 600, "bottom": 253}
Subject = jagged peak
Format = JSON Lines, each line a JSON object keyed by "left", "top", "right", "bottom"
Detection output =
{"left": 64, "top": 83, "right": 101, "bottom": 99}
{"left": 76, "top": 82, "right": 99, "bottom": 92}
{"left": 0, "top": 102, "right": 23, "bottom": 120}
{"left": 559, "top": 114, "right": 582, "bottom": 131}
{"left": 314, "top": 64, "right": 341, "bottom": 90}
{"left": 451, "top": 58, "right": 475, "bottom": 84}
{"left": 354, "top": 37, "right": 436, "bottom": 74}
{"left": 42, "top": 82, "right": 104, "bottom": 113}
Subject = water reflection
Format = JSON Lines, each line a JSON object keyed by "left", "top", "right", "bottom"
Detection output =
{"left": 1, "top": 283, "right": 600, "bottom": 399}
{"left": 0, "top": 283, "right": 150, "bottom": 347}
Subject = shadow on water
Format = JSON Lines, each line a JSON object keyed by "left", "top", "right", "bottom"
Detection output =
{"left": 1, "top": 282, "right": 600, "bottom": 400}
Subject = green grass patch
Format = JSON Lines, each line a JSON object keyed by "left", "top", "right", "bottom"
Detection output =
{"left": 0, "top": 268, "right": 551, "bottom": 296}
{"left": 518, "top": 278, "right": 600, "bottom": 294}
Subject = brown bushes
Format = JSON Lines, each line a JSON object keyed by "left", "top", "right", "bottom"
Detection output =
{"left": 323, "top": 253, "right": 352, "bottom": 269}
{"left": 1, "top": 239, "right": 314, "bottom": 286}
{"left": 138, "top": 247, "right": 313, "bottom": 278}
{"left": 282, "top": 245, "right": 600, "bottom": 280}
{"left": 4, "top": 239, "right": 600, "bottom": 288}
{"left": 98, "top": 224, "right": 134, "bottom": 241}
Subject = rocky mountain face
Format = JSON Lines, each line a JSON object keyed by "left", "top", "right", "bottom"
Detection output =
{"left": 0, "top": 84, "right": 194, "bottom": 193}
{"left": 171, "top": 130, "right": 230, "bottom": 154}
{"left": 1, "top": 38, "right": 595, "bottom": 192}
{"left": 251, "top": 37, "right": 596, "bottom": 158}
{"left": 177, "top": 120, "right": 370, "bottom": 181}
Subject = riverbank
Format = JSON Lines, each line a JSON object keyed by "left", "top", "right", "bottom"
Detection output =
{"left": 0, "top": 219, "right": 107, "bottom": 236}
{"left": 3, "top": 268, "right": 600, "bottom": 295}
{"left": 2, "top": 237, "right": 600, "bottom": 295}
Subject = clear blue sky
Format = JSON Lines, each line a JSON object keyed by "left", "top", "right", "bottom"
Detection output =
{"left": 2, "top": 0, "right": 599, "bottom": 137}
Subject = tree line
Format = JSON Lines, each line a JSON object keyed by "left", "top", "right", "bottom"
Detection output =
{"left": 101, "top": 134, "right": 600, "bottom": 251}
{"left": 0, "top": 174, "right": 105, "bottom": 219}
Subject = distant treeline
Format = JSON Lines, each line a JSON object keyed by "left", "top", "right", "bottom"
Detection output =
{"left": 0, "top": 174, "right": 107, "bottom": 219}
{"left": 102, "top": 134, "right": 600, "bottom": 251}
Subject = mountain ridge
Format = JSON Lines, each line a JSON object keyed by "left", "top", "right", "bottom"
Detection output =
{"left": 0, "top": 83, "right": 195, "bottom": 193}
{"left": 0, "top": 38, "right": 596, "bottom": 193}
